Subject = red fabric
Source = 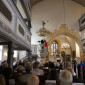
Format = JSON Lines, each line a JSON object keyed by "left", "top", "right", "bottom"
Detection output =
{"left": 45, "top": 42, "right": 48, "bottom": 47}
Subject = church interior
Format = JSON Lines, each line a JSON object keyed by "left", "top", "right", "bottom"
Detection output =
{"left": 0, "top": 0, "right": 85, "bottom": 85}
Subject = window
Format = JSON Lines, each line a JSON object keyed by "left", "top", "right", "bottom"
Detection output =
{"left": 0, "top": 46, "right": 3, "bottom": 60}
{"left": 51, "top": 41, "right": 57, "bottom": 55}
{"left": 13, "top": 50, "right": 18, "bottom": 58}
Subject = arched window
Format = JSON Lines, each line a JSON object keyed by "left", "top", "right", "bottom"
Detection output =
{"left": 51, "top": 41, "right": 58, "bottom": 55}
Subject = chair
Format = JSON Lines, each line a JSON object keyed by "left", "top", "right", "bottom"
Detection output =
{"left": 15, "top": 82, "right": 27, "bottom": 85}
{"left": 72, "top": 83, "right": 84, "bottom": 85}
{"left": 45, "top": 80, "right": 56, "bottom": 85}
{"left": 9, "top": 79, "right": 15, "bottom": 85}
{"left": 39, "top": 82, "right": 45, "bottom": 85}
{"left": 38, "top": 75, "right": 47, "bottom": 82}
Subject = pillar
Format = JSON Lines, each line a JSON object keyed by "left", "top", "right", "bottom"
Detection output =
{"left": 26, "top": 50, "right": 31, "bottom": 61}
{"left": 7, "top": 42, "right": 14, "bottom": 68}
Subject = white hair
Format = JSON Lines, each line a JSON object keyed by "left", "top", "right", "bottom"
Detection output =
{"left": 59, "top": 70, "right": 73, "bottom": 85}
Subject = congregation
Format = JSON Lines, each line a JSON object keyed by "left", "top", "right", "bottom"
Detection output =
{"left": 0, "top": 60, "right": 84, "bottom": 85}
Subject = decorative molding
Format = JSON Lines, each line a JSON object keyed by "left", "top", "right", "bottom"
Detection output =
{"left": 19, "top": 0, "right": 31, "bottom": 20}
{"left": 27, "top": 35, "right": 31, "bottom": 43}
{"left": 0, "top": 0, "right": 12, "bottom": 23}
{"left": 46, "top": 24, "right": 83, "bottom": 58}
{"left": 0, "top": 20, "right": 31, "bottom": 50}
{"left": 0, "top": 0, "right": 31, "bottom": 51}
{"left": 18, "top": 24, "right": 24, "bottom": 36}
{"left": 7, "top": 0, "right": 31, "bottom": 35}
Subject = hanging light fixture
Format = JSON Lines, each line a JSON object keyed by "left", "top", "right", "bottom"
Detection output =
{"left": 36, "top": 21, "right": 50, "bottom": 37}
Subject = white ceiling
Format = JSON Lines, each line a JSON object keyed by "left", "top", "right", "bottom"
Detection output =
{"left": 31, "top": 0, "right": 85, "bottom": 45}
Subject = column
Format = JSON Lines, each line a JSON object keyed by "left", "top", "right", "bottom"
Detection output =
{"left": 7, "top": 42, "right": 14, "bottom": 68}
{"left": 26, "top": 50, "right": 31, "bottom": 61}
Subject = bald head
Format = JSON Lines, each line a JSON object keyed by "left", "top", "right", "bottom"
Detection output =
{"left": 27, "top": 75, "right": 39, "bottom": 85}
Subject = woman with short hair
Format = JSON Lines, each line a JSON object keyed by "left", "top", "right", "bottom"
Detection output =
{"left": 0, "top": 74, "right": 6, "bottom": 85}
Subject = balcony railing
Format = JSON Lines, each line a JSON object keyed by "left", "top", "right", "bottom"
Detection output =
{"left": 0, "top": 0, "right": 31, "bottom": 50}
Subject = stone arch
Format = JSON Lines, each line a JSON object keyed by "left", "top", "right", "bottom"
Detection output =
{"left": 46, "top": 24, "right": 83, "bottom": 59}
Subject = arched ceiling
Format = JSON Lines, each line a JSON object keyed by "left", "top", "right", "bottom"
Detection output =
{"left": 31, "top": 0, "right": 85, "bottom": 45}
{"left": 31, "top": 0, "right": 85, "bottom": 7}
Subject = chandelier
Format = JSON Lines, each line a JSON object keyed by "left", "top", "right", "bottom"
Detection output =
{"left": 36, "top": 21, "right": 50, "bottom": 37}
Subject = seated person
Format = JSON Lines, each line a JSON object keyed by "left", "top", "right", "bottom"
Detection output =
{"left": 0, "top": 74, "right": 6, "bottom": 85}
{"left": 0, "top": 61, "right": 8, "bottom": 72}
{"left": 1, "top": 60, "right": 8, "bottom": 67}
{"left": 66, "top": 67, "right": 76, "bottom": 76}
{"left": 17, "top": 65, "right": 24, "bottom": 76}
{"left": 32, "top": 61, "right": 44, "bottom": 75}
{"left": 44, "top": 61, "right": 49, "bottom": 67}
{"left": 48, "top": 61, "right": 55, "bottom": 71}
{"left": 59, "top": 70, "right": 73, "bottom": 85}
{"left": 2, "top": 67, "right": 12, "bottom": 84}
{"left": 66, "top": 62, "right": 72, "bottom": 68}
{"left": 47, "top": 69, "right": 59, "bottom": 83}
{"left": 66, "top": 62, "right": 76, "bottom": 76}
{"left": 66, "top": 67, "right": 84, "bottom": 83}
{"left": 17, "top": 62, "right": 33, "bottom": 82}
{"left": 13, "top": 65, "right": 25, "bottom": 80}
{"left": 27, "top": 75, "right": 39, "bottom": 85}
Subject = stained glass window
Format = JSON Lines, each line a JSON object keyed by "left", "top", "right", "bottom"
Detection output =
{"left": 51, "top": 41, "right": 57, "bottom": 55}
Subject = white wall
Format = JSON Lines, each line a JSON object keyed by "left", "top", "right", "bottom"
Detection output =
{"left": 31, "top": 0, "right": 85, "bottom": 45}
{"left": 66, "top": 36, "right": 76, "bottom": 51}
{"left": 76, "top": 42, "right": 80, "bottom": 57}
